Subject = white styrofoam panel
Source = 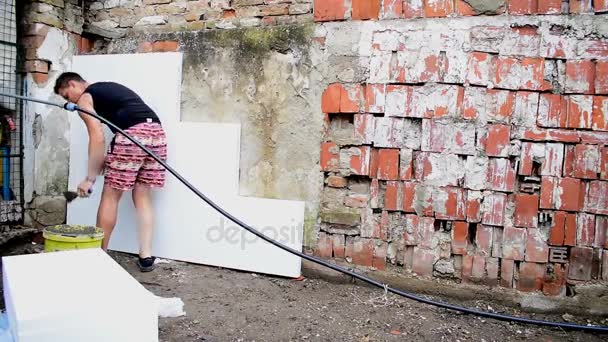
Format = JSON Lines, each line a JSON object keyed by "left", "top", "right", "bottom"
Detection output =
{"left": 67, "top": 53, "right": 304, "bottom": 278}
{"left": 2, "top": 249, "right": 158, "bottom": 342}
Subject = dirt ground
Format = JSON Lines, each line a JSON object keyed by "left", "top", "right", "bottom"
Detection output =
{"left": 1, "top": 241, "right": 607, "bottom": 342}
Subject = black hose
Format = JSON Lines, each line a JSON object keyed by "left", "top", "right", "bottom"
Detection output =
{"left": 2, "top": 91, "right": 607, "bottom": 333}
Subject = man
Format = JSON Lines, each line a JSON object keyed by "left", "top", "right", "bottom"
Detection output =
{"left": 54, "top": 72, "right": 167, "bottom": 272}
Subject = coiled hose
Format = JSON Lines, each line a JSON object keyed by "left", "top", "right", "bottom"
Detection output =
{"left": 2, "top": 91, "right": 607, "bottom": 333}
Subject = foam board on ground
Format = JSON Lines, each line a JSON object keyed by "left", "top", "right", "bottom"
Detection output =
{"left": 67, "top": 53, "right": 304, "bottom": 278}
{"left": 2, "top": 249, "right": 158, "bottom": 342}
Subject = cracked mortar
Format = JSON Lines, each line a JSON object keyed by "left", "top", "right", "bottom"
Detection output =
{"left": 463, "top": 0, "right": 506, "bottom": 15}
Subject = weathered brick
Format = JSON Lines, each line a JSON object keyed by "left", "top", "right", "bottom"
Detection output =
{"left": 374, "top": 117, "right": 421, "bottom": 149}
{"left": 508, "top": 0, "right": 538, "bottom": 15}
{"left": 543, "top": 264, "right": 567, "bottom": 296}
{"left": 354, "top": 114, "right": 375, "bottom": 145}
{"left": 403, "top": 0, "right": 424, "bottom": 18}
{"left": 577, "top": 213, "right": 596, "bottom": 247}
{"left": 604, "top": 251, "right": 608, "bottom": 280}
{"left": 320, "top": 207, "right": 361, "bottom": 226}
{"left": 596, "top": 61, "right": 608, "bottom": 94}
{"left": 537, "top": 94, "right": 567, "bottom": 128}
{"left": 500, "top": 25, "right": 541, "bottom": 57}
{"left": 322, "top": 83, "right": 342, "bottom": 113}
{"left": 512, "top": 91, "right": 540, "bottom": 128}
{"left": 487, "top": 89, "right": 516, "bottom": 123}
{"left": 466, "top": 52, "right": 494, "bottom": 86}
{"left": 541, "top": 177, "right": 584, "bottom": 211}
{"left": 525, "top": 228, "right": 548, "bottom": 262}
{"left": 373, "top": 241, "right": 388, "bottom": 270}
{"left": 455, "top": 0, "right": 475, "bottom": 15}
{"left": 592, "top": 96, "right": 608, "bottom": 131}
{"left": 417, "top": 217, "right": 436, "bottom": 249}
{"left": 517, "top": 262, "right": 544, "bottom": 292}
{"left": 518, "top": 142, "right": 544, "bottom": 176}
{"left": 596, "top": 0, "right": 608, "bottom": 12}
{"left": 494, "top": 57, "right": 548, "bottom": 91}
{"left": 412, "top": 247, "right": 436, "bottom": 276}
{"left": 565, "top": 213, "right": 577, "bottom": 246}
{"left": 565, "top": 60, "right": 595, "bottom": 95}
{"left": 474, "top": 225, "right": 493, "bottom": 257}
{"left": 403, "top": 214, "right": 419, "bottom": 245}
{"left": 486, "top": 158, "right": 516, "bottom": 192}
{"left": 340, "top": 84, "right": 364, "bottom": 113}
{"left": 578, "top": 39, "right": 608, "bottom": 59}
{"left": 313, "top": 0, "right": 347, "bottom": 21}
{"left": 470, "top": 255, "right": 486, "bottom": 282}
{"left": 424, "top": 0, "right": 454, "bottom": 17}
{"left": 332, "top": 234, "right": 346, "bottom": 258}
{"left": 549, "top": 211, "right": 567, "bottom": 246}
{"left": 570, "top": 0, "right": 594, "bottom": 13}
{"left": 381, "top": 0, "right": 403, "bottom": 19}
{"left": 540, "top": 143, "right": 564, "bottom": 177}
{"left": 376, "top": 149, "right": 399, "bottom": 180}
{"left": 466, "top": 190, "right": 482, "bottom": 223}
{"left": 492, "top": 224, "right": 503, "bottom": 258}
{"left": 572, "top": 144, "right": 600, "bottom": 179}
{"left": 344, "top": 194, "right": 368, "bottom": 208}
{"left": 568, "top": 247, "right": 593, "bottom": 280}
{"left": 415, "top": 153, "right": 465, "bottom": 187}
{"left": 538, "top": 0, "right": 562, "bottom": 13}
{"left": 327, "top": 175, "right": 347, "bottom": 188}
{"left": 502, "top": 226, "right": 526, "bottom": 261}
{"left": 518, "top": 127, "right": 580, "bottom": 143}
{"left": 485, "top": 124, "right": 511, "bottom": 157}
{"left": 399, "top": 149, "right": 414, "bottom": 180}
{"left": 385, "top": 181, "right": 417, "bottom": 212}
{"left": 351, "top": 0, "right": 380, "bottom": 20}
{"left": 364, "top": 84, "right": 385, "bottom": 113}
{"left": 351, "top": 237, "right": 374, "bottom": 267}
{"left": 601, "top": 147, "right": 608, "bottom": 180}
{"left": 482, "top": 192, "right": 507, "bottom": 226}
{"left": 421, "top": 120, "right": 476, "bottom": 155}
{"left": 501, "top": 259, "right": 515, "bottom": 287}
{"left": 580, "top": 131, "right": 608, "bottom": 144}
{"left": 314, "top": 232, "right": 333, "bottom": 258}
{"left": 340, "top": 146, "right": 371, "bottom": 176}
{"left": 566, "top": 95, "right": 594, "bottom": 129}
{"left": 393, "top": 49, "right": 444, "bottom": 83}
{"left": 434, "top": 187, "right": 466, "bottom": 221}
{"left": 514, "top": 194, "right": 539, "bottom": 228}
{"left": 485, "top": 257, "right": 499, "bottom": 285}
{"left": 320, "top": 142, "right": 339, "bottom": 172}
{"left": 451, "top": 221, "right": 468, "bottom": 255}
{"left": 461, "top": 255, "right": 473, "bottom": 282}
{"left": 385, "top": 85, "right": 410, "bottom": 117}
{"left": 462, "top": 87, "right": 485, "bottom": 121}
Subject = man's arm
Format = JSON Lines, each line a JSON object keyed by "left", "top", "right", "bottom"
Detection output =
{"left": 77, "top": 93, "right": 105, "bottom": 181}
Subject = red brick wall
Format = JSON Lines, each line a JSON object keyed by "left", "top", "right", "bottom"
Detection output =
{"left": 314, "top": 1, "right": 608, "bottom": 296}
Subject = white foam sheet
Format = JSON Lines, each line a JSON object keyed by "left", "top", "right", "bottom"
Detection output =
{"left": 66, "top": 53, "right": 304, "bottom": 278}
{"left": 2, "top": 249, "right": 158, "bottom": 342}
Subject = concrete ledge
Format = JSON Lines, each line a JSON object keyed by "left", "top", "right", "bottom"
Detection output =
{"left": 302, "top": 259, "right": 608, "bottom": 317}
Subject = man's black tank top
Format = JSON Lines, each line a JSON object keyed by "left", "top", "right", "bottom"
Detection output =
{"left": 83, "top": 82, "right": 160, "bottom": 133}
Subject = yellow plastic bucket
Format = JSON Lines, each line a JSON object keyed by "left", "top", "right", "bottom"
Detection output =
{"left": 43, "top": 224, "right": 104, "bottom": 252}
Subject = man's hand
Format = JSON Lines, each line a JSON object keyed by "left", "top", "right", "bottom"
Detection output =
{"left": 77, "top": 178, "right": 94, "bottom": 198}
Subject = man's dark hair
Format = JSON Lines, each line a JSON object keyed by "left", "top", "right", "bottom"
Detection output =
{"left": 53, "top": 72, "right": 86, "bottom": 94}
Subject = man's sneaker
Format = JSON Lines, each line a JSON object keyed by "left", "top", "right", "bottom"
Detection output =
{"left": 137, "top": 256, "right": 156, "bottom": 272}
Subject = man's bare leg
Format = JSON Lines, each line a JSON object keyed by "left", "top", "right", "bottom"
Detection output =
{"left": 132, "top": 183, "right": 154, "bottom": 258}
{"left": 96, "top": 183, "right": 124, "bottom": 251}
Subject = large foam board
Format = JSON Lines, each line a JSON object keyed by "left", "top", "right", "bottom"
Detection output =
{"left": 66, "top": 53, "right": 304, "bottom": 278}
{"left": 2, "top": 249, "right": 158, "bottom": 342}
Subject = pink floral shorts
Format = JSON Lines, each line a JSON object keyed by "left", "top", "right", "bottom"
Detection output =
{"left": 104, "top": 122, "right": 167, "bottom": 191}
